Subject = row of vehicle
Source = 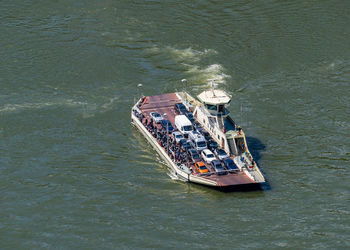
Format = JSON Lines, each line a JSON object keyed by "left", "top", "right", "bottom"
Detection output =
{"left": 193, "top": 157, "right": 239, "bottom": 175}
{"left": 188, "top": 148, "right": 229, "bottom": 163}
{"left": 150, "top": 103, "right": 239, "bottom": 175}
{"left": 175, "top": 102, "right": 197, "bottom": 123}
{"left": 171, "top": 130, "right": 217, "bottom": 154}
{"left": 153, "top": 103, "right": 220, "bottom": 155}
{"left": 150, "top": 103, "right": 192, "bottom": 125}
{"left": 151, "top": 102, "right": 204, "bottom": 139}
{"left": 201, "top": 148, "right": 237, "bottom": 172}
{"left": 189, "top": 148, "right": 239, "bottom": 175}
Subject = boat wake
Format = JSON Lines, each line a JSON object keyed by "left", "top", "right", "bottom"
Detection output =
{"left": 167, "top": 172, "right": 179, "bottom": 180}
{"left": 185, "top": 63, "right": 230, "bottom": 87}
{"left": 0, "top": 99, "right": 88, "bottom": 114}
{"left": 145, "top": 45, "right": 231, "bottom": 88}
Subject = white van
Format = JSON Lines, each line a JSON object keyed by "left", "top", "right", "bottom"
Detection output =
{"left": 175, "top": 115, "right": 193, "bottom": 137}
{"left": 188, "top": 131, "right": 207, "bottom": 151}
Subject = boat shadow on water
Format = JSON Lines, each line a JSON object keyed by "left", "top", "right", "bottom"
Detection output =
{"left": 246, "top": 136, "right": 271, "bottom": 191}
{"left": 246, "top": 136, "right": 265, "bottom": 163}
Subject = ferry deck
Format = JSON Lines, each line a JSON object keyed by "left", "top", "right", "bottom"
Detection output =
{"left": 136, "top": 93, "right": 257, "bottom": 187}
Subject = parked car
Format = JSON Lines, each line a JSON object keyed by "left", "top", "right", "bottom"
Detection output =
{"left": 214, "top": 148, "right": 229, "bottom": 160}
{"left": 222, "top": 158, "right": 239, "bottom": 172}
{"left": 179, "top": 138, "right": 187, "bottom": 145}
{"left": 201, "top": 149, "right": 216, "bottom": 163}
{"left": 150, "top": 112, "right": 163, "bottom": 123}
{"left": 193, "top": 122, "right": 204, "bottom": 133}
{"left": 180, "top": 139, "right": 192, "bottom": 151}
{"left": 200, "top": 130, "right": 211, "bottom": 141}
{"left": 188, "top": 149, "right": 201, "bottom": 163}
{"left": 185, "top": 112, "right": 195, "bottom": 123}
{"left": 160, "top": 120, "right": 174, "bottom": 133}
{"left": 211, "top": 160, "right": 227, "bottom": 175}
{"left": 188, "top": 131, "right": 207, "bottom": 152}
{"left": 194, "top": 161, "right": 209, "bottom": 174}
{"left": 207, "top": 140, "right": 218, "bottom": 151}
{"left": 174, "top": 103, "right": 188, "bottom": 114}
{"left": 172, "top": 131, "right": 184, "bottom": 144}
{"left": 174, "top": 115, "right": 193, "bottom": 138}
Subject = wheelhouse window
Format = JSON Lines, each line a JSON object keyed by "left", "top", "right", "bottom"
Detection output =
{"left": 206, "top": 104, "right": 217, "bottom": 111}
{"left": 218, "top": 104, "right": 225, "bottom": 113}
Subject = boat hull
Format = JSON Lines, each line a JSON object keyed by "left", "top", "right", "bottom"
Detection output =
{"left": 131, "top": 92, "right": 265, "bottom": 190}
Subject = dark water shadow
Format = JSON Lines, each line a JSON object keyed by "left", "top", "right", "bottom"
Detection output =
{"left": 246, "top": 136, "right": 266, "bottom": 163}
{"left": 246, "top": 136, "right": 271, "bottom": 191}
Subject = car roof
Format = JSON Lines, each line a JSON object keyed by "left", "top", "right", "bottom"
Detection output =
{"left": 196, "top": 161, "right": 205, "bottom": 166}
{"left": 175, "top": 102, "right": 186, "bottom": 107}
{"left": 202, "top": 149, "right": 212, "bottom": 154}
{"left": 223, "top": 158, "right": 233, "bottom": 163}
{"left": 211, "top": 160, "right": 221, "bottom": 164}
{"left": 175, "top": 115, "right": 192, "bottom": 126}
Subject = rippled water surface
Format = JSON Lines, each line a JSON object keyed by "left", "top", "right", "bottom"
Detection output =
{"left": 1, "top": 0, "right": 349, "bottom": 249}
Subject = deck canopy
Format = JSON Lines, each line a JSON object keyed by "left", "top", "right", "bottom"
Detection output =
{"left": 197, "top": 89, "right": 231, "bottom": 105}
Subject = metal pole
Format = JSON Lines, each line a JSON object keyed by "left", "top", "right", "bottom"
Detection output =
{"left": 137, "top": 83, "right": 143, "bottom": 98}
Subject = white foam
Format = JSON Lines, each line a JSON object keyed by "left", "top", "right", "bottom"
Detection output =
{"left": 101, "top": 96, "right": 119, "bottom": 110}
{"left": 145, "top": 45, "right": 230, "bottom": 88}
{"left": 167, "top": 172, "right": 179, "bottom": 180}
{"left": 145, "top": 46, "right": 216, "bottom": 62}
{"left": 166, "top": 46, "right": 217, "bottom": 63}
{"left": 0, "top": 100, "right": 88, "bottom": 114}
{"left": 186, "top": 63, "right": 231, "bottom": 86}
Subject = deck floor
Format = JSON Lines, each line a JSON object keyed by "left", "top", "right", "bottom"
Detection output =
{"left": 138, "top": 93, "right": 254, "bottom": 186}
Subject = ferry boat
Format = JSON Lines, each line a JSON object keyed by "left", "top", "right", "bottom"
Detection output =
{"left": 131, "top": 88, "right": 265, "bottom": 190}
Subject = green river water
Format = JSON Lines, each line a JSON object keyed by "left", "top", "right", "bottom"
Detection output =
{"left": 1, "top": 0, "right": 349, "bottom": 249}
